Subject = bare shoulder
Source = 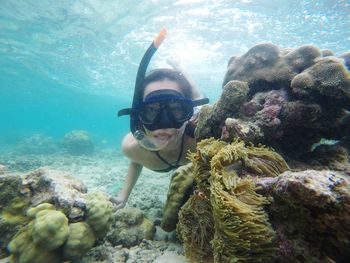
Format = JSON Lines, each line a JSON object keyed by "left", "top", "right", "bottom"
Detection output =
{"left": 121, "top": 133, "right": 144, "bottom": 163}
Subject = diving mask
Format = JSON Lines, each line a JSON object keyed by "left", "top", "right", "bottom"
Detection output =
{"left": 137, "top": 89, "right": 194, "bottom": 131}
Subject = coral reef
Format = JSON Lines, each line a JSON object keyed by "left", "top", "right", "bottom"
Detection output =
{"left": 32, "top": 209, "right": 69, "bottom": 250}
{"left": 175, "top": 138, "right": 289, "bottom": 263}
{"left": 190, "top": 43, "right": 350, "bottom": 262}
{"left": 107, "top": 207, "right": 155, "bottom": 248}
{"left": 0, "top": 173, "right": 29, "bottom": 258}
{"left": 62, "top": 130, "right": 94, "bottom": 155}
{"left": 196, "top": 43, "right": 350, "bottom": 162}
{"left": 0, "top": 168, "right": 114, "bottom": 261}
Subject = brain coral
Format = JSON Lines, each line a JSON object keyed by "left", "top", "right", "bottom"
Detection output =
{"left": 32, "top": 210, "right": 69, "bottom": 250}
{"left": 63, "top": 222, "right": 96, "bottom": 260}
{"left": 223, "top": 43, "right": 321, "bottom": 94}
{"left": 85, "top": 191, "right": 114, "bottom": 238}
{"left": 8, "top": 205, "right": 66, "bottom": 263}
{"left": 291, "top": 56, "right": 350, "bottom": 108}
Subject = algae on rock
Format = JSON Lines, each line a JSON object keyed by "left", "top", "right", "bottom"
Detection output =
{"left": 107, "top": 207, "right": 155, "bottom": 248}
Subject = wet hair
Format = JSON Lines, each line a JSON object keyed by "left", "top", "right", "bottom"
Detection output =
{"left": 142, "top": 68, "right": 194, "bottom": 99}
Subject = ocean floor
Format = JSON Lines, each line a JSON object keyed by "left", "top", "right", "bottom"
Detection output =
{"left": 0, "top": 145, "right": 187, "bottom": 263}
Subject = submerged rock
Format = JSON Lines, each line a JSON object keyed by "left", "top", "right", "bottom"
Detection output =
{"left": 257, "top": 170, "right": 350, "bottom": 262}
{"left": 107, "top": 207, "right": 155, "bottom": 248}
{"left": 62, "top": 130, "right": 94, "bottom": 155}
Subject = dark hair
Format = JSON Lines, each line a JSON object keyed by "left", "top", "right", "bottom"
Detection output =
{"left": 142, "top": 68, "right": 194, "bottom": 99}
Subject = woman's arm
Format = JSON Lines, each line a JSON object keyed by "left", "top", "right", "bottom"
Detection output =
{"left": 111, "top": 161, "right": 143, "bottom": 209}
{"left": 111, "top": 133, "right": 144, "bottom": 209}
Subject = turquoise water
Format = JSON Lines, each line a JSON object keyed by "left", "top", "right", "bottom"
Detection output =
{"left": 1, "top": 0, "right": 350, "bottom": 150}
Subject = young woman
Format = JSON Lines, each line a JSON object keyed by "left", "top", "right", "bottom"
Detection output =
{"left": 112, "top": 29, "right": 208, "bottom": 209}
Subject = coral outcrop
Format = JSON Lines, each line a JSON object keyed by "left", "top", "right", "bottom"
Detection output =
{"left": 0, "top": 168, "right": 114, "bottom": 261}
{"left": 107, "top": 207, "right": 155, "bottom": 248}
{"left": 62, "top": 130, "right": 94, "bottom": 155}
{"left": 197, "top": 43, "right": 350, "bottom": 162}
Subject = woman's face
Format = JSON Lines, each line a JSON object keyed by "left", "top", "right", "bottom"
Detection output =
{"left": 142, "top": 79, "right": 186, "bottom": 149}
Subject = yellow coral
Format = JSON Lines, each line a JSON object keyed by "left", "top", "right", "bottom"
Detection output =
{"left": 2, "top": 197, "right": 29, "bottom": 225}
{"left": 7, "top": 193, "right": 113, "bottom": 262}
{"left": 8, "top": 221, "right": 61, "bottom": 263}
{"left": 176, "top": 138, "right": 289, "bottom": 263}
{"left": 85, "top": 191, "right": 114, "bottom": 238}
{"left": 26, "top": 203, "right": 54, "bottom": 218}
{"left": 63, "top": 222, "right": 96, "bottom": 260}
{"left": 33, "top": 210, "right": 69, "bottom": 250}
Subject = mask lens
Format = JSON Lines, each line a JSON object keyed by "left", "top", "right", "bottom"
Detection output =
{"left": 167, "top": 99, "right": 193, "bottom": 122}
{"left": 139, "top": 102, "right": 161, "bottom": 124}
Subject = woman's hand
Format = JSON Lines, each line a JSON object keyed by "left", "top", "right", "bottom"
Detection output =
{"left": 110, "top": 194, "right": 127, "bottom": 210}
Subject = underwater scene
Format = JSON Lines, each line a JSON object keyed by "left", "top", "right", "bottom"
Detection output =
{"left": 0, "top": 0, "right": 350, "bottom": 262}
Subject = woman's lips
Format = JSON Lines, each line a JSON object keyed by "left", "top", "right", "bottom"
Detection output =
{"left": 154, "top": 134, "right": 173, "bottom": 141}
{"left": 153, "top": 132, "right": 175, "bottom": 142}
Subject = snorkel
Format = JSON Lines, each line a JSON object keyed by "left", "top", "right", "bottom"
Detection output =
{"left": 118, "top": 28, "right": 168, "bottom": 151}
